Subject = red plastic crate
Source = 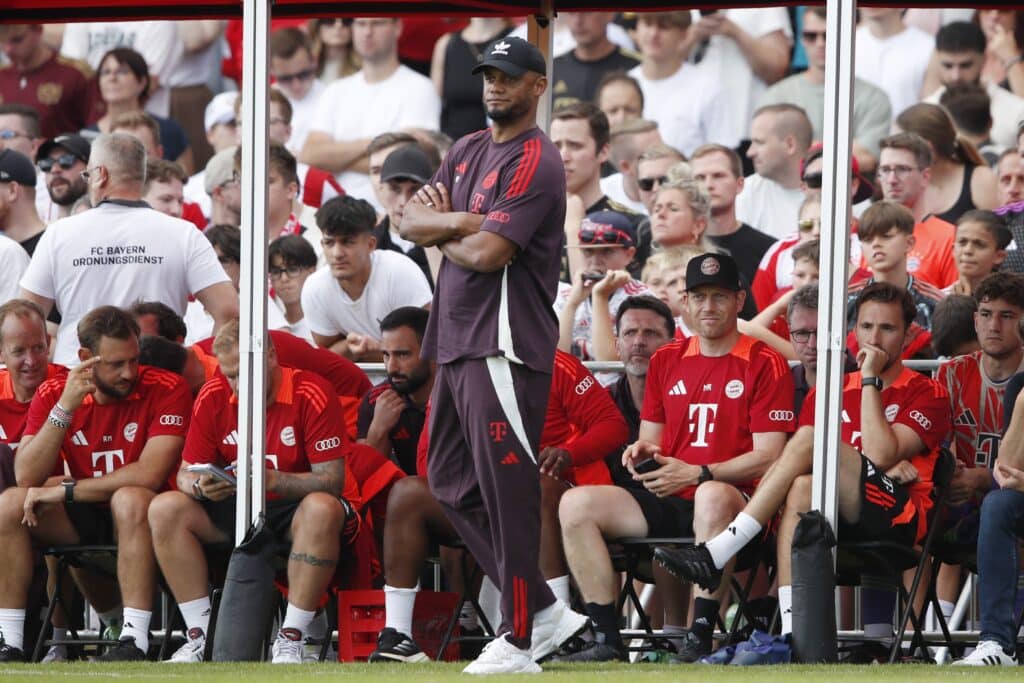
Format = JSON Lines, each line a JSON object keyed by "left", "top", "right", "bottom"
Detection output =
{"left": 337, "top": 589, "right": 461, "bottom": 662}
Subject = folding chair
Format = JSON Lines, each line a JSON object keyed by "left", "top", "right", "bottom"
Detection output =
{"left": 435, "top": 539, "right": 496, "bottom": 660}
{"left": 835, "top": 448, "right": 956, "bottom": 663}
{"left": 31, "top": 545, "right": 178, "bottom": 662}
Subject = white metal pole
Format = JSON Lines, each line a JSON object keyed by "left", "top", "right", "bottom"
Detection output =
{"left": 527, "top": 0, "right": 555, "bottom": 132}
{"left": 236, "top": 0, "right": 271, "bottom": 544}
{"left": 811, "top": 0, "right": 856, "bottom": 531}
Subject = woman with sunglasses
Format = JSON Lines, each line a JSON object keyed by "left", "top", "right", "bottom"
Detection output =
{"left": 310, "top": 18, "right": 361, "bottom": 84}
{"left": 83, "top": 48, "right": 194, "bottom": 175}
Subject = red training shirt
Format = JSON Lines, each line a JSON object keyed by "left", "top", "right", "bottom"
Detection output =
{"left": 641, "top": 334, "right": 796, "bottom": 500}
{"left": 22, "top": 366, "right": 191, "bottom": 480}
{"left": 0, "top": 364, "right": 67, "bottom": 451}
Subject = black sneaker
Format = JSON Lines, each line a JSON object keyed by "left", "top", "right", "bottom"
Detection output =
{"left": 654, "top": 544, "right": 723, "bottom": 592}
{"left": 668, "top": 631, "right": 711, "bottom": 664}
{"left": 96, "top": 637, "right": 147, "bottom": 662}
{"left": 549, "top": 639, "right": 626, "bottom": 663}
{"left": 0, "top": 640, "right": 25, "bottom": 662}
{"left": 368, "top": 627, "right": 429, "bottom": 663}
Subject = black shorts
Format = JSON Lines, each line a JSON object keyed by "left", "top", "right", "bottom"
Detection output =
{"left": 840, "top": 454, "right": 917, "bottom": 546}
{"left": 202, "top": 496, "right": 359, "bottom": 548}
{"left": 65, "top": 502, "right": 116, "bottom": 545}
{"left": 623, "top": 485, "right": 695, "bottom": 538}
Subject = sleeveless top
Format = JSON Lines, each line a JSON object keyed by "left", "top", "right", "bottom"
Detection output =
{"left": 440, "top": 27, "right": 513, "bottom": 141}
{"left": 935, "top": 163, "right": 977, "bottom": 225}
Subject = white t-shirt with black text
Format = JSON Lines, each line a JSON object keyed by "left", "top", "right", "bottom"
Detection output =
{"left": 301, "top": 249, "right": 432, "bottom": 341}
{"left": 20, "top": 202, "right": 230, "bottom": 366}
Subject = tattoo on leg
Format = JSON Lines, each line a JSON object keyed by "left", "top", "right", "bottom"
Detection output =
{"left": 288, "top": 551, "right": 337, "bottom": 567}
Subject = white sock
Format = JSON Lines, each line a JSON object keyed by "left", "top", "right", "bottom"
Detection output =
{"left": 281, "top": 603, "right": 317, "bottom": 640}
{"left": 478, "top": 576, "right": 502, "bottom": 633}
{"left": 51, "top": 626, "right": 67, "bottom": 643}
{"left": 98, "top": 607, "right": 122, "bottom": 630}
{"left": 939, "top": 599, "right": 954, "bottom": 621}
{"left": 383, "top": 584, "right": 419, "bottom": 638}
{"left": 0, "top": 608, "right": 25, "bottom": 650}
{"left": 778, "top": 586, "right": 793, "bottom": 636}
{"left": 546, "top": 575, "right": 571, "bottom": 605}
{"left": 121, "top": 608, "right": 151, "bottom": 652}
{"left": 178, "top": 597, "right": 212, "bottom": 638}
{"left": 705, "top": 512, "right": 762, "bottom": 569}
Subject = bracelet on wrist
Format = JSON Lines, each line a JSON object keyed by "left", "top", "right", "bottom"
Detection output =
{"left": 192, "top": 479, "right": 208, "bottom": 501}
{"left": 51, "top": 403, "right": 75, "bottom": 424}
{"left": 47, "top": 409, "right": 71, "bottom": 431}
{"left": 1005, "top": 55, "right": 1023, "bottom": 70}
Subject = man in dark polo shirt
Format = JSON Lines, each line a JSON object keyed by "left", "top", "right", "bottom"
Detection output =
{"left": 399, "top": 36, "right": 587, "bottom": 674}
{"left": 373, "top": 146, "right": 434, "bottom": 287}
{"left": 0, "top": 25, "right": 90, "bottom": 139}
{"left": 357, "top": 306, "right": 432, "bottom": 475}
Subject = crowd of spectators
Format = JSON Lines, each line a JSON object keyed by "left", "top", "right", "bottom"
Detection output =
{"left": 3, "top": 5, "right": 1024, "bottom": 669}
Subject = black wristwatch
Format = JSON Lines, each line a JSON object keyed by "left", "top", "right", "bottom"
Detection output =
{"left": 861, "top": 376, "right": 883, "bottom": 391}
{"left": 698, "top": 465, "right": 714, "bottom": 484}
{"left": 62, "top": 478, "right": 76, "bottom": 504}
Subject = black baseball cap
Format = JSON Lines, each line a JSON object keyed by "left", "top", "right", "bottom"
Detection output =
{"left": 685, "top": 253, "right": 742, "bottom": 292}
{"left": 471, "top": 36, "right": 547, "bottom": 78}
{"left": 36, "top": 133, "right": 91, "bottom": 165}
{"left": 381, "top": 145, "right": 432, "bottom": 185}
{"left": 0, "top": 149, "right": 37, "bottom": 186}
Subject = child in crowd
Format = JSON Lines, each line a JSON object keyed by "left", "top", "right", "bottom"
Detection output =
{"left": 847, "top": 200, "right": 946, "bottom": 358}
{"left": 751, "top": 239, "right": 820, "bottom": 341}
{"left": 946, "top": 210, "right": 1012, "bottom": 296}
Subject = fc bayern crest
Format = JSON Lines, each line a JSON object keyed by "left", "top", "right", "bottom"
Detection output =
{"left": 701, "top": 257, "right": 720, "bottom": 275}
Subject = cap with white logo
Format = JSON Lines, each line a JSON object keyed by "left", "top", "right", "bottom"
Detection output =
{"left": 471, "top": 36, "right": 547, "bottom": 77}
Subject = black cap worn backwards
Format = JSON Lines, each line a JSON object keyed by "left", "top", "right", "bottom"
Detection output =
{"left": 471, "top": 36, "right": 547, "bottom": 78}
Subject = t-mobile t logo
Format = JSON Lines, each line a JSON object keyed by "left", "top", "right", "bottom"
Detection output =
{"left": 688, "top": 403, "right": 718, "bottom": 447}
{"left": 91, "top": 449, "right": 125, "bottom": 475}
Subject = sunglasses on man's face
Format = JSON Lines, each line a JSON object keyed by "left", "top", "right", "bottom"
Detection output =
{"left": 638, "top": 175, "right": 669, "bottom": 192}
{"left": 275, "top": 68, "right": 316, "bottom": 85}
{"left": 38, "top": 154, "right": 79, "bottom": 173}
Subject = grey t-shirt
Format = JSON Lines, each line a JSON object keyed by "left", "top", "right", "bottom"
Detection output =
{"left": 422, "top": 127, "right": 566, "bottom": 372}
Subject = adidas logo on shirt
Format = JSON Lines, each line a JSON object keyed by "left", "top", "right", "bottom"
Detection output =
{"left": 223, "top": 430, "right": 239, "bottom": 446}
{"left": 71, "top": 430, "right": 88, "bottom": 446}
{"left": 668, "top": 380, "right": 687, "bottom": 396}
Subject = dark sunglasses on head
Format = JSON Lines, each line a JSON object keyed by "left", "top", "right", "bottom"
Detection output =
{"left": 38, "top": 154, "right": 79, "bottom": 172}
{"left": 276, "top": 68, "right": 316, "bottom": 85}
{"left": 637, "top": 175, "right": 669, "bottom": 192}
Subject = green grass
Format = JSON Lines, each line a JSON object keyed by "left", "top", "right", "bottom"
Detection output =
{"left": 0, "top": 662, "right": 1023, "bottom": 682}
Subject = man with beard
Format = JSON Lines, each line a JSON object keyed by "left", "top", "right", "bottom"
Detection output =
{"left": 398, "top": 36, "right": 586, "bottom": 674}
{"left": 0, "top": 306, "right": 191, "bottom": 662}
{"left": 657, "top": 282, "right": 951, "bottom": 664}
{"left": 35, "top": 134, "right": 90, "bottom": 226}
{"left": 556, "top": 253, "right": 794, "bottom": 662}
{"left": 358, "top": 307, "right": 432, "bottom": 476}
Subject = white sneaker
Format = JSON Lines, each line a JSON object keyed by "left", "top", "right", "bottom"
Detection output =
{"left": 530, "top": 600, "right": 589, "bottom": 662}
{"left": 463, "top": 634, "right": 541, "bottom": 675}
{"left": 41, "top": 644, "right": 67, "bottom": 663}
{"left": 271, "top": 629, "right": 305, "bottom": 664}
{"left": 953, "top": 640, "right": 1018, "bottom": 666}
{"left": 167, "top": 634, "right": 205, "bottom": 663}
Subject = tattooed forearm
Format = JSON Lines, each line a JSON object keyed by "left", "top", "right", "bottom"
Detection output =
{"left": 270, "top": 460, "right": 345, "bottom": 501}
{"left": 288, "top": 551, "right": 337, "bottom": 567}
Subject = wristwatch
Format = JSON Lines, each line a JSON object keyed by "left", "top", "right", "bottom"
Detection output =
{"left": 62, "top": 478, "right": 76, "bottom": 504}
{"left": 698, "top": 465, "right": 714, "bottom": 484}
{"left": 861, "top": 376, "right": 883, "bottom": 391}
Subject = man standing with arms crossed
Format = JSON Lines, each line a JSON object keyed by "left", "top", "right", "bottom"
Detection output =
{"left": 400, "top": 36, "right": 587, "bottom": 674}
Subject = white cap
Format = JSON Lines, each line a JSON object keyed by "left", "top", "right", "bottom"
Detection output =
{"left": 204, "top": 92, "right": 240, "bottom": 133}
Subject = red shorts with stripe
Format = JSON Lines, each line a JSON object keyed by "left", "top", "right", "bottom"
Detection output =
{"left": 839, "top": 453, "right": 918, "bottom": 547}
